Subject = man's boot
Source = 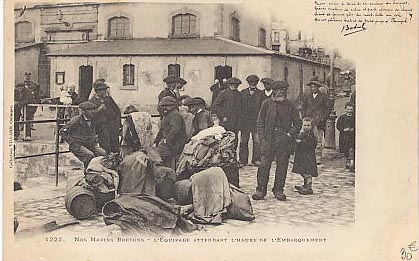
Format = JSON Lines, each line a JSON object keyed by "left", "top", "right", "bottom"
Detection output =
{"left": 295, "top": 175, "right": 307, "bottom": 191}
{"left": 252, "top": 190, "right": 266, "bottom": 200}
{"left": 297, "top": 176, "right": 313, "bottom": 195}
{"left": 274, "top": 191, "right": 286, "bottom": 201}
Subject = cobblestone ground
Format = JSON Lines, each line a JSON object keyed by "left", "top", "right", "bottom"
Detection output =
{"left": 14, "top": 158, "right": 354, "bottom": 239}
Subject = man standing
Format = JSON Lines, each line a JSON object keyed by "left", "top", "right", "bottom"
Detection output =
{"left": 185, "top": 97, "right": 214, "bottom": 136}
{"left": 14, "top": 83, "right": 35, "bottom": 140}
{"left": 158, "top": 76, "right": 180, "bottom": 102}
{"left": 210, "top": 79, "right": 227, "bottom": 106}
{"left": 239, "top": 75, "right": 264, "bottom": 167}
{"left": 252, "top": 81, "right": 302, "bottom": 201}
{"left": 301, "top": 76, "right": 329, "bottom": 164}
{"left": 154, "top": 96, "right": 188, "bottom": 168}
{"left": 260, "top": 77, "right": 274, "bottom": 100}
{"left": 22, "top": 72, "right": 40, "bottom": 130}
{"left": 89, "top": 80, "right": 121, "bottom": 154}
{"left": 60, "top": 101, "right": 107, "bottom": 168}
{"left": 212, "top": 77, "right": 243, "bottom": 150}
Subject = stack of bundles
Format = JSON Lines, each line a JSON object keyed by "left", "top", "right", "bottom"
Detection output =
{"left": 103, "top": 193, "right": 196, "bottom": 236}
{"left": 65, "top": 155, "right": 120, "bottom": 220}
{"left": 118, "top": 149, "right": 177, "bottom": 201}
{"left": 176, "top": 126, "right": 239, "bottom": 186}
{"left": 173, "top": 167, "right": 255, "bottom": 225}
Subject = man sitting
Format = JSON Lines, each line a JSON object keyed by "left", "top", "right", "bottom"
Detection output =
{"left": 60, "top": 101, "right": 107, "bottom": 168}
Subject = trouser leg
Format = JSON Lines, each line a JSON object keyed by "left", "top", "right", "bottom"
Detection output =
{"left": 70, "top": 145, "right": 95, "bottom": 168}
{"left": 302, "top": 174, "right": 312, "bottom": 189}
{"left": 251, "top": 129, "right": 261, "bottom": 163}
{"left": 256, "top": 153, "right": 275, "bottom": 195}
{"left": 239, "top": 130, "right": 250, "bottom": 165}
{"left": 272, "top": 152, "right": 290, "bottom": 194}
{"left": 109, "top": 127, "right": 121, "bottom": 154}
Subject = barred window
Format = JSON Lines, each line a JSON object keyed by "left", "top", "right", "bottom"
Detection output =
{"left": 123, "top": 64, "right": 135, "bottom": 86}
{"left": 168, "top": 64, "right": 180, "bottom": 77}
{"left": 108, "top": 16, "right": 131, "bottom": 39}
{"left": 172, "top": 13, "right": 197, "bottom": 37}
{"left": 15, "top": 21, "right": 33, "bottom": 43}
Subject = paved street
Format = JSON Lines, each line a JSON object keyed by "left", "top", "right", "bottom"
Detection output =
{"left": 14, "top": 157, "right": 354, "bottom": 239}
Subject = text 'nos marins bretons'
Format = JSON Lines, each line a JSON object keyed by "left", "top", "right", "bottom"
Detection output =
{"left": 74, "top": 237, "right": 327, "bottom": 243}
{"left": 314, "top": 0, "right": 414, "bottom": 36}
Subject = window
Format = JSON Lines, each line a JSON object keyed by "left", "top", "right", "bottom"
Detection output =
{"left": 172, "top": 13, "right": 197, "bottom": 37}
{"left": 168, "top": 64, "right": 180, "bottom": 77}
{"left": 15, "top": 21, "right": 33, "bottom": 43}
{"left": 108, "top": 16, "right": 131, "bottom": 39}
{"left": 230, "top": 17, "right": 240, "bottom": 41}
{"left": 273, "top": 31, "right": 280, "bottom": 43}
{"left": 123, "top": 64, "right": 135, "bottom": 86}
{"left": 258, "top": 28, "right": 266, "bottom": 48}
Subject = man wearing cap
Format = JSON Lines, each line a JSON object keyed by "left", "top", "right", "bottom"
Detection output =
{"left": 14, "top": 82, "right": 35, "bottom": 140}
{"left": 210, "top": 79, "right": 227, "bottom": 106}
{"left": 175, "top": 77, "right": 187, "bottom": 91}
{"left": 301, "top": 76, "right": 329, "bottom": 164}
{"left": 185, "top": 97, "right": 214, "bottom": 136}
{"left": 88, "top": 80, "right": 121, "bottom": 154}
{"left": 154, "top": 96, "right": 187, "bottom": 168}
{"left": 261, "top": 77, "right": 274, "bottom": 100}
{"left": 253, "top": 81, "right": 302, "bottom": 201}
{"left": 212, "top": 77, "right": 243, "bottom": 150}
{"left": 21, "top": 72, "right": 40, "bottom": 131}
{"left": 60, "top": 101, "right": 107, "bottom": 168}
{"left": 239, "top": 75, "right": 264, "bottom": 167}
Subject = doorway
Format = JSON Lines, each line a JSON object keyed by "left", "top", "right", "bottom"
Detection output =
{"left": 79, "top": 65, "right": 93, "bottom": 103}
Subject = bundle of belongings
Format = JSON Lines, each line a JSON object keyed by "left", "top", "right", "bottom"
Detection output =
{"left": 176, "top": 126, "right": 240, "bottom": 187}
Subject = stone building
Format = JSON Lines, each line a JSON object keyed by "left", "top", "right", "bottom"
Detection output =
{"left": 15, "top": 2, "right": 340, "bottom": 111}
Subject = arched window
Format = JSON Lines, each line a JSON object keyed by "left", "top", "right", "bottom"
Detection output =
{"left": 108, "top": 16, "right": 131, "bottom": 39}
{"left": 172, "top": 13, "right": 197, "bottom": 37}
{"left": 230, "top": 17, "right": 240, "bottom": 41}
{"left": 258, "top": 28, "right": 266, "bottom": 48}
{"left": 123, "top": 64, "right": 135, "bottom": 86}
{"left": 168, "top": 64, "right": 180, "bottom": 77}
{"left": 15, "top": 21, "right": 33, "bottom": 43}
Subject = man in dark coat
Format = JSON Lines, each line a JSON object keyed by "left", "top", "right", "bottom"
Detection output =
{"left": 21, "top": 72, "right": 40, "bottom": 131}
{"left": 60, "top": 101, "right": 107, "bottom": 167}
{"left": 301, "top": 76, "right": 329, "bottom": 164}
{"left": 261, "top": 77, "right": 274, "bottom": 100}
{"left": 14, "top": 82, "right": 35, "bottom": 140}
{"left": 88, "top": 80, "right": 121, "bottom": 154}
{"left": 185, "top": 97, "right": 214, "bottom": 136}
{"left": 252, "top": 81, "right": 302, "bottom": 201}
{"left": 211, "top": 77, "right": 243, "bottom": 150}
{"left": 336, "top": 102, "right": 355, "bottom": 171}
{"left": 239, "top": 75, "right": 264, "bottom": 167}
{"left": 158, "top": 76, "right": 179, "bottom": 102}
{"left": 154, "top": 96, "right": 187, "bottom": 168}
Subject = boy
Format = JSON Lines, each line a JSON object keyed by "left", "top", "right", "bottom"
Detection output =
{"left": 185, "top": 97, "right": 214, "bottom": 136}
{"left": 336, "top": 103, "right": 355, "bottom": 171}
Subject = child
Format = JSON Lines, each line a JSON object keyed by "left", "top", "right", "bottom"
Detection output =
{"left": 185, "top": 97, "right": 214, "bottom": 136}
{"left": 292, "top": 117, "right": 318, "bottom": 195}
{"left": 336, "top": 102, "right": 355, "bottom": 172}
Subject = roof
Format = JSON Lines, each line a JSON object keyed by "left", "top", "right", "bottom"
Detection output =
{"left": 47, "top": 37, "right": 275, "bottom": 57}
{"left": 15, "top": 42, "right": 42, "bottom": 50}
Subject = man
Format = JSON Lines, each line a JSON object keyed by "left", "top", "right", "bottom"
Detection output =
{"left": 301, "top": 76, "right": 329, "bottom": 164}
{"left": 22, "top": 72, "right": 40, "bottom": 130}
{"left": 210, "top": 79, "right": 227, "bottom": 106}
{"left": 239, "top": 75, "right": 264, "bottom": 167}
{"left": 154, "top": 96, "right": 188, "bottom": 168}
{"left": 260, "top": 77, "right": 274, "bottom": 100}
{"left": 60, "top": 101, "right": 107, "bottom": 168}
{"left": 88, "top": 80, "right": 121, "bottom": 154}
{"left": 175, "top": 77, "right": 187, "bottom": 92}
{"left": 158, "top": 76, "right": 179, "bottom": 102}
{"left": 185, "top": 97, "right": 214, "bottom": 136}
{"left": 252, "top": 81, "right": 302, "bottom": 201}
{"left": 14, "top": 82, "right": 35, "bottom": 140}
{"left": 212, "top": 77, "right": 243, "bottom": 150}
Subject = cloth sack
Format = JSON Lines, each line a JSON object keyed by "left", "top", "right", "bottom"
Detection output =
{"left": 226, "top": 184, "right": 255, "bottom": 221}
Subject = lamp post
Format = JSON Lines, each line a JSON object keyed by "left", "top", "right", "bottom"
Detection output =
{"left": 324, "top": 50, "right": 337, "bottom": 150}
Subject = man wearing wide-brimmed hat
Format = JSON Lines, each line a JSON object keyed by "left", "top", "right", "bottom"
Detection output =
{"left": 88, "top": 80, "right": 121, "bottom": 154}
{"left": 300, "top": 76, "right": 329, "bottom": 164}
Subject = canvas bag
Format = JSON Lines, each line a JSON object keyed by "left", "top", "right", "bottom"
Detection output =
{"left": 226, "top": 184, "right": 255, "bottom": 221}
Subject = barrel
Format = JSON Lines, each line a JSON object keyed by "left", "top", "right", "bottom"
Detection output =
{"left": 65, "top": 186, "right": 96, "bottom": 220}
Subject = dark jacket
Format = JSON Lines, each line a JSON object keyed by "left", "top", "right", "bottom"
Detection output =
{"left": 155, "top": 109, "right": 187, "bottom": 154}
{"left": 292, "top": 130, "right": 318, "bottom": 177}
{"left": 350, "top": 90, "right": 356, "bottom": 107}
{"left": 212, "top": 88, "right": 243, "bottom": 131}
{"left": 23, "top": 81, "right": 40, "bottom": 103}
{"left": 257, "top": 98, "right": 302, "bottom": 156}
{"left": 61, "top": 115, "right": 98, "bottom": 148}
{"left": 336, "top": 114, "right": 355, "bottom": 154}
{"left": 192, "top": 109, "right": 214, "bottom": 136}
{"left": 89, "top": 95, "right": 121, "bottom": 127}
{"left": 14, "top": 86, "right": 34, "bottom": 107}
{"left": 158, "top": 88, "right": 178, "bottom": 102}
{"left": 210, "top": 83, "right": 227, "bottom": 105}
{"left": 69, "top": 91, "right": 80, "bottom": 105}
{"left": 240, "top": 88, "right": 265, "bottom": 131}
{"left": 301, "top": 91, "right": 328, "bottom": 128}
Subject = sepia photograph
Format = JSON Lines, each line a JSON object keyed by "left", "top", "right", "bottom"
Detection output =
{"left": 4, "top": 0, "right": 417, "bottom": 260}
